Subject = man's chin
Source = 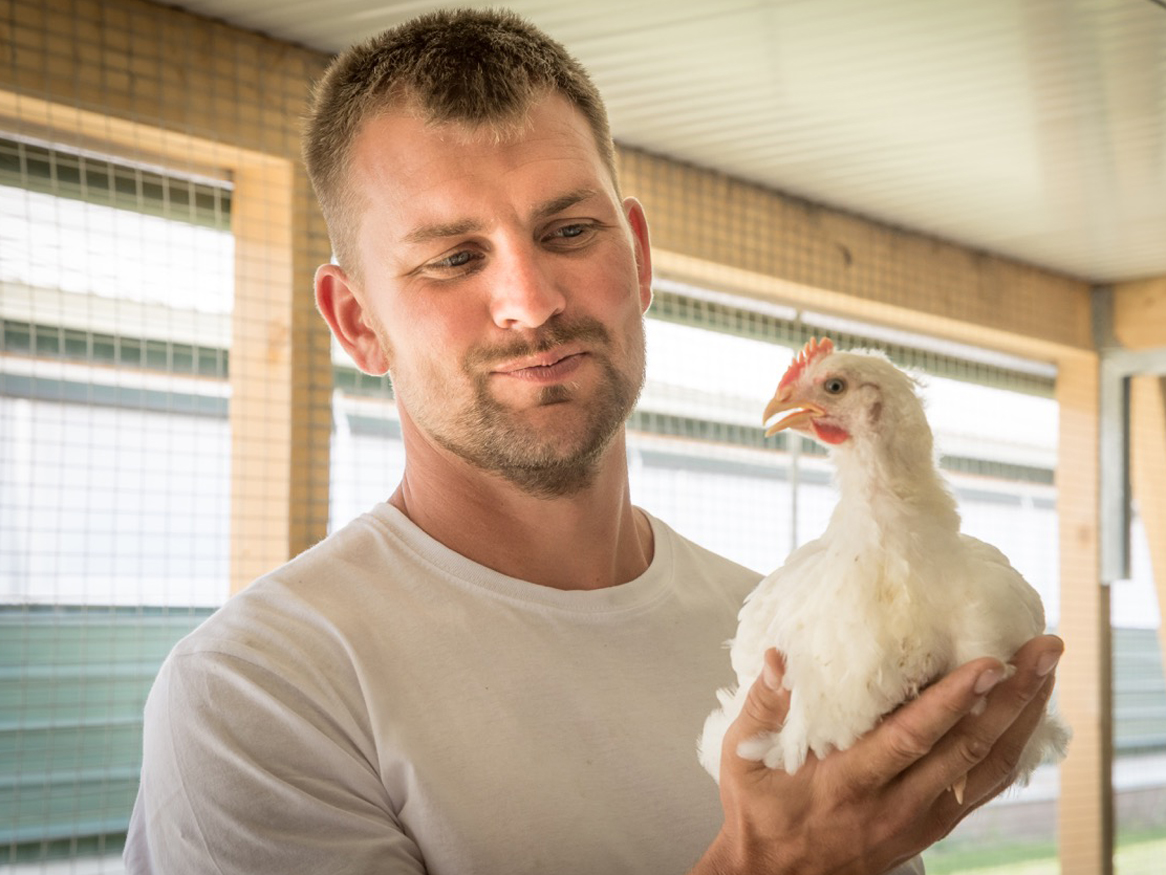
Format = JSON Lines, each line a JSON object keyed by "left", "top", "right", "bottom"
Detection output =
{"left": 445, "top": 418, "right": 619, "bottom": 498}
{"left": 535, "top": 383, "right": 574, "bottom": 405}
{"left": 489, "top": 447, "right": 607, "bottom": 498}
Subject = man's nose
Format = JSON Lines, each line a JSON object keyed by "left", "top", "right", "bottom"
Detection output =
{"left": 489, "top": 246, "right": 567, "bottom": 329}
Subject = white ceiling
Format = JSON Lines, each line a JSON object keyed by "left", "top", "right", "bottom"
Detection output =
{"left": 163, "top": 0, "right": 1166, "bottom": 284}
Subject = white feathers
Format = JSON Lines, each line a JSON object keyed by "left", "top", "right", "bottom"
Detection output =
{"left": 699, "top": 342, "right": 1070, "bottom": 783}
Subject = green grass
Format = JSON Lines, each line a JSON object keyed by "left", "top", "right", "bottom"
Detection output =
{"left": 924, "top": 831, "right": 1166, "bottom": 875}
{"left": 924, "top": 837, "right": 1057, "bottom": 874}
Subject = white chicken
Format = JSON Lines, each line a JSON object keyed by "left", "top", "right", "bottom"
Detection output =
{"left": 699, "top": 337, "right": 1069, "bottom": 794}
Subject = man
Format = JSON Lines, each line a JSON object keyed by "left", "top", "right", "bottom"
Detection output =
{"left": 125, "top": 8, "right": 1063, "bottom": 874}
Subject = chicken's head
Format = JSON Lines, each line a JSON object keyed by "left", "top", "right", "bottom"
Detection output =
{"left": 763, "top": 337, "right": 924, "bottom": 447}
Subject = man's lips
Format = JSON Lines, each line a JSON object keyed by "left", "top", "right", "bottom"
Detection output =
{"left": 491, "top": 349, "right": 589, "bottom": 382}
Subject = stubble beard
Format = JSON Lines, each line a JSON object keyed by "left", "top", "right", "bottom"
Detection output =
{"left": 393, "top": 316, "right": 645, "bottom": 499}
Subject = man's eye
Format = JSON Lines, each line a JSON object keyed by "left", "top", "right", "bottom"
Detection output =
{"left": 432, "top": 250, "right": 478, "bottom": 270}
{"left": 547, "top": 222, "right": 594, "bottom": 243}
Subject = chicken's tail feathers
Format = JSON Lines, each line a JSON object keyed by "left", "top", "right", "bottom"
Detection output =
{"left": 1013, "top": 708, "right": 1072, "bottom": 786}
{"left": 1040, "top": 708, "right": 1072, "bottom": 761}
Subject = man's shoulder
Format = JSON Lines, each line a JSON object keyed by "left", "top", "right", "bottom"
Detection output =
{"left": 642, "top": 510, "right": 763, "bottom": 594}
{"left": 166, "top": 504, "right": 405, "bottom": 663}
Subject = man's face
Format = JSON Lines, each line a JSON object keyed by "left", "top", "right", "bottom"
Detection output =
{"left": 326, "top": 94, "right": 653, "bottom": 497}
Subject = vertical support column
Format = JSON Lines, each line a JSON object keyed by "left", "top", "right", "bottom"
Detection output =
{"left": 230, "top": 157, "right": 295, "bottom": 594}
{"left": 1093, "top": 288, "right": 1131, "bottom": 583}
{"left": 1115, "top": 275, "right": 1166, "bottom": 675}
{"left": 1129, "top": 376, "right": 1166, "bottom": 655}
{"left": 1056, "top": 351, "right": 1113, "bottom": 875}
{"left": 289, "top": 172, "right": 336, "bottom": 558}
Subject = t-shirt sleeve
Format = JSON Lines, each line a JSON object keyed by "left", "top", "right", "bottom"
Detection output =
{"left": 124, "top": 647, "right": 425, "bottom": 874}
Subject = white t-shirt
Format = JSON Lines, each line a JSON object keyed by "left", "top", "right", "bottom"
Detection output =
{"left": 125, "top": 504, "right": 759, "bottom": 874}
{"left": 124, "top": 503, "right": 925, "bottom": 875}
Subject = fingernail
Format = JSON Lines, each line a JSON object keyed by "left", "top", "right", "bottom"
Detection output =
{"left": 1037, "top": 651, "right": 1061, "bottom": 677}
{"left": 975, "top": 669, "right": 1003, "bottom": 695}
{"left": 763, "top": 659, "right": 781, "bottom": 691}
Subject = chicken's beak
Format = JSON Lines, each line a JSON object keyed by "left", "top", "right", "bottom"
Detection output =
{"left": 763, "top": 395, "right": 825, "bottom": 437}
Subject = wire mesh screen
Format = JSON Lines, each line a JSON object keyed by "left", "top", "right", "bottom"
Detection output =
{"left": 2, "top": 0, "right": 332, "bottom": 868}
{"left": 1, "top": 133, "right": 230, "bottom": 863}
{"left": 3, "top": 1, "right": 1164, "bottom": 874}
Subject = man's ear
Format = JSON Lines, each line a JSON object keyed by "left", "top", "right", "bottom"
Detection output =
{"left": 623, "top": 197, "right": 653, "bottom": 313}
{"left": 315, "top": 263, "right": 390, "bottom": 375}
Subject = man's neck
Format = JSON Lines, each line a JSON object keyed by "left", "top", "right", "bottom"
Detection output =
{"left": 388, "top": 432, "right": 654, "bottom": 591}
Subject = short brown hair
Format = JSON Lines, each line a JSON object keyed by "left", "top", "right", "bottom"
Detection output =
{"left": 303, "top": 7, "right": 617, "bottom": 274}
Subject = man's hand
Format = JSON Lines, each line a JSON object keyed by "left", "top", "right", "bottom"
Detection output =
{"left": 691, "top": 635, "right": 1063, "bottom": 875}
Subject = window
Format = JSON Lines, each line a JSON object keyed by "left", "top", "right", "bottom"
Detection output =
{"left": 0, "top": 135, "right": 232, "bottom": 857}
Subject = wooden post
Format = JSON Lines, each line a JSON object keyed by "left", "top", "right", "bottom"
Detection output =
{"left": 1055, "top": 351, "right": 1113, "bottom": 875}
{"left": 289, "top": 172, "right": 336, "bottom": 563}
{"left": 229, "top": 158, "right": 295, "bottom": 593}
{"left": 1129, "top": 375, "right": 1166, "bottom": 655}
{"left": 1115, "top": 276, "right": 1166, "bottom": 665}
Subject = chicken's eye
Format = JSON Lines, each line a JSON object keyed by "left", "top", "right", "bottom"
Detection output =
{"left": 823, "top": 377, "right": 847, "bottom": 395}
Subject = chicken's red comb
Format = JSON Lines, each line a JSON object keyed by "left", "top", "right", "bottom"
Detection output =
{"left": 777, "top": 337, "right": 835, "bottom": 391}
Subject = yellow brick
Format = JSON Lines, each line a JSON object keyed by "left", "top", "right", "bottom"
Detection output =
{"left": 103, "top": 25, "right": 131, "bottom": 54}
{"left": 11, "top": 0, "right": 47, "bottom": 30}
{"left": 128, "top": 5, "right": 163, "bottom": 43}
{"left": 45, "top": 50, "right": 77, "bottom": 80}
{"left": 129, "top": 52, "right": 161, "bottom": 78}
{"left": 76, "top": 40, "right": 102, "bottom": 68}
{"left": 101, "top": 1, "right": 131, "bottom": 31}
{"left": 11, "top": 23, "right": 47, "bottom": 54}
{"left": 104, "top": 68, "right": 131, "bottom": 95}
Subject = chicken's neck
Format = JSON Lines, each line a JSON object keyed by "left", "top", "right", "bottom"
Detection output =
{"left": 828, "top": 426, "right": 960, "bottom": 538}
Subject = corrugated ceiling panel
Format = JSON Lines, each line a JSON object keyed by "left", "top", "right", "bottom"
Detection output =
{"left": 160, "top": 0, "right": 1166, "bottom": 281}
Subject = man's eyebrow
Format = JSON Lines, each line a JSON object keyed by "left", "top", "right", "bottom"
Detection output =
{"left": 402, "top": 218, "right": 483, "bottom": 246}
{"left": 531, "top": 187, "right": 601, "bottom": 222}
{"left": 400, "top": 188, "right": 602, "bottom": 246}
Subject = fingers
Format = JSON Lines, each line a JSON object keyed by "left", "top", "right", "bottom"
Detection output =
{"left": 722, "top": 649, "right": 790, "bottom": 772}
{"left": 840, "top": 634, "right": 1064, "bottom": 800}
{"left": 841, "top": 654, "right": 1007, "bottom": 793}
{"left": 708, "top": 636, "right": 1066, "bottom": 875}
{"left": 968, "top": 673, "right": 1056, "bottom": 800}
{"left": 918, "top": 636, "right": 1063, "bottom": 811}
